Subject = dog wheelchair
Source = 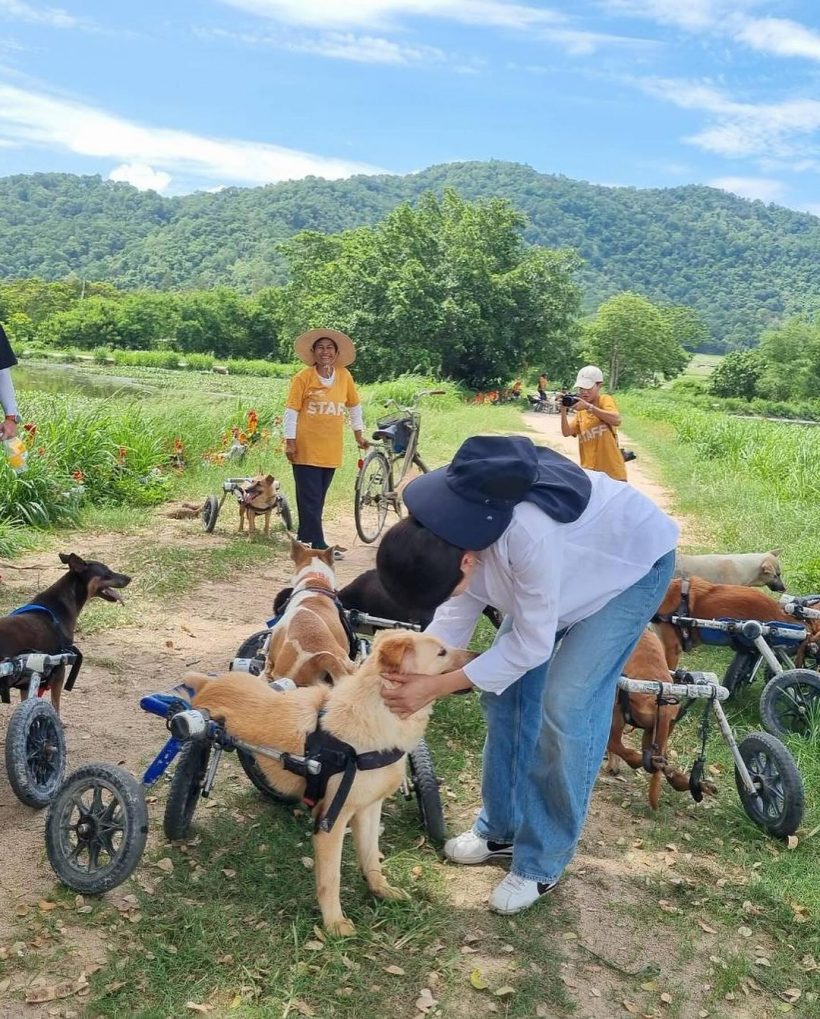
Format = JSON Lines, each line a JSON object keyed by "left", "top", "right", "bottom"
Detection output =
{"left": 617, "top": 670, "right": 804, "bottom": 837}
{"left": 657, "top": 602, "right": 820, "bottom": 739}
{"left": 1, "top": 651, "right": 78, "bottom": 807}
{"left": 201, "top": 478, "right": 294, "bottom": 534}
{"left": 44, "top": 610, "right": 446, "bottom": 896}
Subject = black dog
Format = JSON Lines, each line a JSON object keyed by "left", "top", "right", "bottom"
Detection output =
{"left": 0, "top": 552, "right": 131, "bottom": 713}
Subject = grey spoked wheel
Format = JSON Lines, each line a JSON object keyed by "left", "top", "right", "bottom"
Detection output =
{"left": 408, "top": 739, "right": 446, "bottom": 844}
{"left": 230, "top": 629, "right": 269, "bottom": 675}
{"left": 759, "top": 670, "right": 820, "bottom": 738}
{"left": 202, "top": 494, "right": 220, "bottom": 533}
{"left": 735, "top": 731, "right": 804, "bottom": 837}
{"left": 5, "top": 698, "right": 66, "bottom": 808}
{"left": 45, "top": 764, "right": 148, "bottom": 894}
{"left": 278, "top": 493, "right": 294, "bottom": 532}
{"left": 354, "top": 450, "right": 391, "bottom": 543}
{"left": 723, "top": 651, "right": 759, "bottom": 697}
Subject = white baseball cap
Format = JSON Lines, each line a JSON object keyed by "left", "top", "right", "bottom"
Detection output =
{"left": 574, "top": 365, "right": 604, "bottom": 389}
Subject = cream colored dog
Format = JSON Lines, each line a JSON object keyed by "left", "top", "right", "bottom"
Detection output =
{"left": 185, "top": 630, "right": 472, "bottom": 936}
{"left": 674, "top": 550, "right": 784, "bottom": 591}
{"left": 264, "top": 538, "right": 353, "bottom": 686}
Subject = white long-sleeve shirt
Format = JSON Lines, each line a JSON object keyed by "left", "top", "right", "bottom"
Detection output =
{"left": 425, "top": 471, "right": 679, "bottom": 694}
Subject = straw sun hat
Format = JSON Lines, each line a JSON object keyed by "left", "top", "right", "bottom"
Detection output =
{"left": 293, "top": 329, "right": 356, "bottom": 368}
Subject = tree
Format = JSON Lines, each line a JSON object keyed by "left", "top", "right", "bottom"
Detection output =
{"left": 708, "top": 350, "right": 762, "bottom": 399}
{"left": 583, "top": 292, "right": 689, "bottom": 389}
{"left": 658, "top": 305, "right": 710, "bottom": 351}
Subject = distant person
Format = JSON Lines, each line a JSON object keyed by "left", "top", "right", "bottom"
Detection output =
{"left": 560, "top": 365, "right": 626, "bottom": 481}
{"left": 284, "top": 329, "right": 369, "bottom": 553}
{"left": 0, "top": 323, "right": 20, "bottom": 439}
{"left": 537, "top": 373, "right": 549, "bottom": 402}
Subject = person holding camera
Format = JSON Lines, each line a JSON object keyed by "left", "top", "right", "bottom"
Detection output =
{"left": 560, "top": 365, "right": 626, "bottom": 481}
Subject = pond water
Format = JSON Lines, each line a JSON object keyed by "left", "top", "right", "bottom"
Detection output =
{"left": 14, "top": 363, "right": 157, "bottom": 398}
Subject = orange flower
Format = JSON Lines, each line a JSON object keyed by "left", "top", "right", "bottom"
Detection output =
{"left": 173, "top": 437, "right": 184, "bottom": 453}
{"left": 71, "top": 469, "right": 85, "bottom": 483}
{"left": 117, "top": 445, "right": 128, "bottom": 462}
{"left": 23, "top": 422, "right": 36, "bottom": 436}
{"left": 36, "top": 446, "right": 46, "bottom": 456}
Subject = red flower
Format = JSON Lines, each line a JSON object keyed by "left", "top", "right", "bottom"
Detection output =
{"left": 23, "top": 422, "right": 36, "bottom": 436}
{"left": 71, "top": 469, "right": 85, "bottom": 483}
{"left": 117, "top": 445, "right": 128, "bottom": 462}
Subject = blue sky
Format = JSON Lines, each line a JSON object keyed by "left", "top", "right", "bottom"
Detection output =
{"left": 1, "top": 1, "right": 820, "bottom": 213}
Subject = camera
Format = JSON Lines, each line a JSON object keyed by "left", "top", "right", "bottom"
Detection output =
{"left": 560, "top": 394, "right": 579, "bottom": 408}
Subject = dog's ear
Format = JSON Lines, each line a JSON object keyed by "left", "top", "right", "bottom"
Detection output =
{"left": 59, "top": 552, "right": 87, "bottom": 571}
{"left": 264, "top": 474, "right": 275, "bottom": 485}
{"left": 316, "top": 547, "right": 335, "bottom": 567}
{"left": 290, "top": 536, "right": 309, "bottom": 562}
{"left": 376, "top": 633, "right": 415, "bottom": 672}
{"left": 769, "top": 549, "right": 783, "bottom": 558}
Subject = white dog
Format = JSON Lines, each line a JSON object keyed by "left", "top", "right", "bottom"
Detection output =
{"left": 673, "top": 550, "right": 784, "bottom": 591}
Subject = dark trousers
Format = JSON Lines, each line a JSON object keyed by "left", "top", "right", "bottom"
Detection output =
{"left": 292, "top": 464, "right": 336, "bottom": 548}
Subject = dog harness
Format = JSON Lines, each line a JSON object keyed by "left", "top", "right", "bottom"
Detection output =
{"left": 651, "top": 578, "right": 694, "bottom": 652}
{"left": 266, "top": 585, "right": 359, "bottom": 661}
{"left": 5, "top": 603, "right": 83, "bottom": 696}
{"left": 282, "top": 711, "right": 405, "bottom": 833}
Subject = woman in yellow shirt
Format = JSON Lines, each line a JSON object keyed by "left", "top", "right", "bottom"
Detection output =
{"left": 284, "top": 329, "right": 369, "bottom": 549}
{"left": 560, "top": 365, "right": 627, "bottom": 482}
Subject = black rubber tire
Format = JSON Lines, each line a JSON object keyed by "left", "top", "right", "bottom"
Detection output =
{"left": 202, "top": 494, "right": 220, "bottom": 533}
{"left": 354, "top": 449, "right": 391, "bottom": 544}
{"left": 408, "top": 739, "right": 446, "bottom": 844}
{"left": 230, "top": 629, "right": 270, "bottom": 675}
{"left": 237, "top": 750, "right": 299, "bottom": 804}
{"left": 412, "top": 454, "right": 429, "bottom": 474}
{"left": 164, "top": 741, "right": 211, "bottom": 841}
{"left": 5, "top": 698, "right": 66, "bottom": 808}
{"left": 723, "top": 651, "right": 759, "bottom": 697}
{"left": 45, "top": 764, "right": 148, "bottom": 894}
{"left": 759, "top": 669, "right": 820, "bottom": 738}
{"left": 278, "top": 493, "right": 294, "bottom": 532}
{"left": 734, "top": 731, "right": 804, "bottom": 837}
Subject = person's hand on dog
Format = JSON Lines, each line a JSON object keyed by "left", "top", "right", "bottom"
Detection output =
{"left": 285, "top": 439, "right": 296, "bottom": 463}
{"left": 381, "top": 672, "right": 442, "bottom": 717}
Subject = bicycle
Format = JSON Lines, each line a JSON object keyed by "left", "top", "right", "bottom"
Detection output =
{"left": 354, "top": 389, "right": 444, "bottom": 544}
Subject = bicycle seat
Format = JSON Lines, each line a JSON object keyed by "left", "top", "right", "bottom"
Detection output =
{"left": 372, "top": 425, "right": 396, "bottom": 442}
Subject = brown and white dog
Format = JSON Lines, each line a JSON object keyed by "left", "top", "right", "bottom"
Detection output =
{"left": 238, "top": 474, "right": 280, "bottom": 536}
{"left": 263, "top": 539, "right": 353, "bottom": 686}
{"left": 606, "top": 629, "right": 715, "bottom": 809}
{"left": 674, "top": 550, "right": 785, "bottom": 591}
{"left": 185, "top": 630, "right": 472, "bottom": 935}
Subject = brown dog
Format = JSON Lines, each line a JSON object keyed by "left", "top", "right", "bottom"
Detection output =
{"left": 606, "top": 630, "right": 714, "bottom": 809}
{"left": 185, "top": 629, "right": 472, "bottom": 935}
{"left": 653, "top": 577, "right": 817, "bottom": 669}
{"left": 238, "top": 474, "right": 280, "bottom": 536}
{"left": 264, "top": 539, "right": 353, "bottom": 686}
{"left": 0, "top": 553, "right": 131, "bottom": 713}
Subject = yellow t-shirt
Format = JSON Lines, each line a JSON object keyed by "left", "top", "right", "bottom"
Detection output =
{"left": 567, "top": 393, "right": 627, "bottom": 481}
{"left": 286, "top": 366, "right": 360, "bottom": 468}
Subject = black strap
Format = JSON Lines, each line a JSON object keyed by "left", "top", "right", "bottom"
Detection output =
{"left": 617, "top": 686, "right": 635, "bottom": 726}
{"left": 652, "top": 579, "right": 694, "bottom": 652}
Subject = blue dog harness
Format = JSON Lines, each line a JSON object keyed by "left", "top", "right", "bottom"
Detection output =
{"left": 6, "top": 603, "right": 83, "bottom": 694}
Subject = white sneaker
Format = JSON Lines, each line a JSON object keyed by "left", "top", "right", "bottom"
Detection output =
{"left": 489, "top": 873, "right": 557, "bottom": 915}
{"left": 443, "top": 830, "right": 513, "bottom": 865}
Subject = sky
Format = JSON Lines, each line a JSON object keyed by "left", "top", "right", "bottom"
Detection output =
{"left": 1, "top": 1, "right": 820, "bottom": 213}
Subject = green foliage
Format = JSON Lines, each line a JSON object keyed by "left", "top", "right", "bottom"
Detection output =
{"left": 757, "top": 316, "right": 820, "bottom": 401}
{"left": 708, "top": 350, "right": 763, "bottom": 398}
{"left": 583, "top": 291, "right": 689, "bottom": 389}
{"left": 281, "top": 190, "right": 582, "bottom": 388}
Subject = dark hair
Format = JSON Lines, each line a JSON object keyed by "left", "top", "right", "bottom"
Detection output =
{"left": 377, "top": 517, "right": 466, "bottom": 613}
{"left": 312, "top": 337, "right": 338, "bottom": 353}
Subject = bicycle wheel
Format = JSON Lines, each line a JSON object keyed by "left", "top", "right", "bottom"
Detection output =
{"left": 5, "top": 698, "right": 66, "bottom": 808}
{"left": 354, "top": 449, "right": 391, "bottom": 543}
{"left": 735, "top": 732, "right": 804, "bottom": 837}
{"left": 164, "top": 741, "right": 211, "bottom": 841}
{"left": 407, "top": 740, "right": 446, "bottom": 844}
{"left": 759, "top": 669, "right": 820, "bottom": 738}
{"left": 412, "top": 454, "right": 429, "bottom": 474}
{"left": 45, "top": 764, "right": 148, "bottom": 894}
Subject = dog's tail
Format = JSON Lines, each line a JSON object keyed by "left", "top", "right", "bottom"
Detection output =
{"left": 313, "top": 651, "right": 355, "bottom": 684}
{"left": 648, "top": 703, "right": 679, "bottom": 809}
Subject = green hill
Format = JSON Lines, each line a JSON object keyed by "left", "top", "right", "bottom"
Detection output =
{"left": 2, "top": 161, "right": 820, "bottom": 347}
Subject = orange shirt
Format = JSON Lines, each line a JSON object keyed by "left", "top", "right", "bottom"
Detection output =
{"left": 566, "top": 393, "right": 627, "bottom": 481}
{"left": 286, "top": 366, "right": 360, "bottom": 468}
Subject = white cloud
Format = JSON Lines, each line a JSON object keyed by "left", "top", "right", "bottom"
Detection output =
{"left": 203, "top": 26, "right": 445, "bottom": 65}
{"left": 601, "top": 0, "right": 759, "bottom": 32}
{"left": 0, "top": 81, "right": 385, "bottom": 186}
{"left": 708, "top": 176, "right": 785, "bottom": 203}
{"left": 108, "top": 162, "right": 173, "bottom": 193}
{"left": 0, "top": 0, "right": 86, "bottom": 29}
{"left": 736, "top": 18, "right": 820, "bottom": 61}
{"left": 220, "top": 0, "right": 564, "bottom": 31}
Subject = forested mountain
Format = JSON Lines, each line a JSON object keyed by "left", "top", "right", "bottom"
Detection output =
{"left": 2, "top": 162, "right": 820, "bottom": 347}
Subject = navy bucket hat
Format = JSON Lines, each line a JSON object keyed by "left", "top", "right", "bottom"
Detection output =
{"left": 403, "top": 435, "right": 592, "bottom": 550}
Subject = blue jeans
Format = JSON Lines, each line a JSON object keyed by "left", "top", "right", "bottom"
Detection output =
{"left": 473, "top": 550, "right": 676, "bottom": 884}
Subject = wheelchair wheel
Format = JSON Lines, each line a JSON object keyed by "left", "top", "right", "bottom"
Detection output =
{"left": 45, "top": 764, "right": 148, "bottom": 894}
{"left": 278, "top": 493, "right": 294, "bottom": 532}
{"left": 354, "top": 450, "right": 391, "bottom": 543}
{"left": 230, "top": 629, "right": 269, "bottom": 675}
{"left": 759, "top": 670, "right": 820, "bottom": 738}
{"left": 237, "top": 749, "right": 299, "bottom": 804}
{"left": 201, "top": 494, "right": 220, "bottom": 533}
{"left": 735, "top": 732, "right": 804, "bottom": 837}
{"left": 5, "top": 698, "right": 66, "bottom": 808}
{"left": 164, "top": 741, "right": 211, "bottom": 840}
{"left": 408, "top": 739, "right": 446, "bottom": 844}
{"left": 723, "top": 651, "right": 759, "bottom": 697}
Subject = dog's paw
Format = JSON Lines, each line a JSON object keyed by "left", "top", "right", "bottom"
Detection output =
{"left": 604, "top": 755, "right": 621, "bottom": 775}
{"left": 326, "top": 917, "right": 356, "bottom": 937}
{"left": 373, "top": 882, "right": 410, "bottom": 902}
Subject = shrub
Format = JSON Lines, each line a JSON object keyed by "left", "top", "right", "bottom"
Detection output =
{"left": 709, "top": 350, "right": 763, "bottom": 399}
